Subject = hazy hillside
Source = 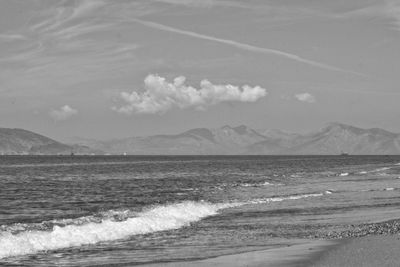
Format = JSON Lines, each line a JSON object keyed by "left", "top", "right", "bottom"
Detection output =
{"left": 79, "top": 125, "right": 267, "bottom": 155}
{"left": 0, "top": 128, "right": 99, "bottom": 155}
{"left": 282, "top": 123, "right": 400, "bottom": 155}
{"left": 77, "top": 123, "right": 400, "bottom": 155}
{"left": 72, "top": 123, "right": 400, "bottom": 155}
{"left": 3, "top": 123, "right": 400, "bottom": 155}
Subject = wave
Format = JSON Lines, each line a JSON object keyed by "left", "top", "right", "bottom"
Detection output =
{"left": 0, "top": 201, "right": 232, "bottom": 259}
{"left": 212, "top": 181, "right": 279, "bottom": 190}
{"left": 0, "top": 161, "right": 140, "bottom": 168}
{"left": 237, "top": 181, "right": 278, "bottom": 187}
{"left": 245, "top": 193, "right": 323, "bottom": 204}
{"left": 372, "top": 167, "right": 391, "bottom": 172}
{"left": 0, "top": 193, "right": 326, "bottom": 259}
{"left": 357, "top": 166, "right": 394, "bottom": 176}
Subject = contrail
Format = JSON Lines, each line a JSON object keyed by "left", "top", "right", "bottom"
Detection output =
{"left": 132, "top": 18, "right": 364, "bottom": 76}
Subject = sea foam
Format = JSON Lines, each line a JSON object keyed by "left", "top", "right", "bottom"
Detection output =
{"left": 0, "top": 201, "right": 231, "bottom": 259}
{"left": 372, "top": 167, "right": 391, "bottom": 172}
{"left": 0, "top": 193, "right": 325, "bottom": 259}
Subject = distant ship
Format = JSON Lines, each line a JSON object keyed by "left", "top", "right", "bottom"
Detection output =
{"left": 340, "top": 151, "right": 349, "bottom": 156}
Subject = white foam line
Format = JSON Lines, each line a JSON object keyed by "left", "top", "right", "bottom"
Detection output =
{"left": 0, "top": 161, "right": 139, "bottom": 168}
{"left": 0, "top": 193, "right": 325, "bottom": 259}
{"left": 372, "top": 167, "right": 391, "bottom": 172}
{"left": 0, "top": 202, "right": 226, "bottom": 259}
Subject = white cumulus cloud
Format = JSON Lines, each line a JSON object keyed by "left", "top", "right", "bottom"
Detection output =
{"left": 113, "top": 74, "right": 267, "bottom": 114}
{"left": 50, "top": 105, "right": 78, "bottom": 121}
{"left": 295, "top": 93, "right": 316, "bottom": 103}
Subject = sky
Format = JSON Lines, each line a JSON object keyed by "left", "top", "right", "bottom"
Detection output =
{"left": 0, "top": 0, "right": 400, "bottom": 140}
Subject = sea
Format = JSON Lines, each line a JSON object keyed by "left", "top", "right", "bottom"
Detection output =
{"left": 1, "top": 155, "right": 400, "bottom": 266}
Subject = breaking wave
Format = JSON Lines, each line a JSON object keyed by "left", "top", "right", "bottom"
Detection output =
{"left": 372, "top": 167, "right": 391, "bottom": 172}
{"left": 236, "top": 181, "right": 281, "bottom": 187}
{"left": 0, "top": 193, "right": 326, "bottom": 259}
{"left": 245, "top": 193, "right": 323, "bottom": 204}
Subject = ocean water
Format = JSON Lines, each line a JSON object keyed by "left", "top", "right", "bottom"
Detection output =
{"left": 1, "top": 155, "right": 400, "bottom": 266}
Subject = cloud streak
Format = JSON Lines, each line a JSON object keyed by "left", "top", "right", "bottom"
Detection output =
{"left": 50, "top": 105, "right": 78, "bottom": 121}
{"left": 0, "top": 34, "right": 26, "bottom": 42}
{"left": 295, "top": 93, "right": 316, "bottom": 103}
{"left": 113, "top": 74, "right": 267, "bottom": 114}
{"left": 131, "top": 18, "right": 364, "bottom": 76}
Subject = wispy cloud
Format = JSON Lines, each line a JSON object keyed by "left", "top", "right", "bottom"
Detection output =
{"left": 295, "top": 93, "right": 316, "bottom": 103}
{"left": 113, "top": 74, "right": 267, "bottom": 114}
{"left": 0, "top": 34, "right": 27, "bottom": 42}
{"left": 383, "top": 0, "right": 400, "bottom": 30}
{"left": 31, "top": 0, "right": 106, "bottom": 33}
{"left": 131, "top": 18, "right": 364, "bottom": 76}
{"left": 334, "top": 0, "right": 400, "bottom": 31}
{"left": 151, "top": 0, "right": 216, "bottom": 8}
{"left": 51, "top": 22, "right": 113, "bottom": 40}
{"left": 0, "top": 0, "right": 144, "bottom": 90}
{"left": 49, "top": 105, "right": 78, "bottom": 121}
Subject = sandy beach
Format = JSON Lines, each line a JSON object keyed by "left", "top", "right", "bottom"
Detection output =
{"left": 144, "top": 234, "right": 400, "bottom": 267}
{"left": 311, "top": 235, "right": 400, "bottom": 267}
{"left": 143, "top": 240, "right": 339, "bottom": 267}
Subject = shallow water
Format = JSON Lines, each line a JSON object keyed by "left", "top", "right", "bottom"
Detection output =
{"left": 0, "top": 155, "right": 400, "bottom": 266}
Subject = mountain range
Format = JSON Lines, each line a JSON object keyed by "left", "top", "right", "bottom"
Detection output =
{"left": 0, "top": 128, "right": 99, "bottom": 155}
{"left": 72, "top": 122, "right": 400, "bottom": 155}
{"left": 1, "top": 123, "right": 400, "bottom": 155}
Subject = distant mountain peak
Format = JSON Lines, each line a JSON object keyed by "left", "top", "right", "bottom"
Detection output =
{"left": 321, "top": 122, "right": 364, "bottom": 134}
{"left": 320, "top": 123, "right": 398, "bottom": 138}
{"left": 232, "top": 125, "right": 251, "bottom": 135}
{"left": 221, "top": 125, "right": 233, "bottom": 129}
{"left": 183, "top": 128, "right": 215, "bottom": 142}
{"left": 220, "top": 125, "right": 254, "bottom": 134}
{"left": 367, "top": 127, "right": 397, "bottom": 137}
{"left": 6, "top": 123, "right": 399, "bottom": 155}
{"left": 0, "top": 127, "right": 99, "bottom": 155}
{"left": 325, "top": 122, "right": 352, "bottom": 129}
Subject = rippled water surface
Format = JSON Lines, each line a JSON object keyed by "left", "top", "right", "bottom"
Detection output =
{"left": 1, "top": 155, "right": 400, "bottom": 266}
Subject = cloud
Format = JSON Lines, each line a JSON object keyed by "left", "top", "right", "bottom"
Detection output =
{"left": 0, "top": 34, "right": 26, "bottom": 42}
{"left": 152, "top": 0, "right": 215, "bottom": 7}
{"left": 131, "top": 18, "right": 364, "bottom": 76}
{"left": 295, "top": 93, "right": 316, "bottom": 103}
{"left": 113, "top": 74, "right": 267, "bottom": 114}
{"left": 32, "top": 0, "right": 105, "bottom": 33}
{"left": 335, "top": 1, "right": 400, "bottom": 31}
{"left": 49, "top": 105, "right": 78, "bottom": 120}
{"left": 383, "top": 0, "right": 400, "bottom": 30}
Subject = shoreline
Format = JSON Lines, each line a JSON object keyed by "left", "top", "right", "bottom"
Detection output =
{"left": 143, "top": 234, "right": 400, "bottom": 267}
{"left": 142, "top": 240, "right": 341, "bottom": 267}
{"left": 310, "top": 234, "right": 400, "bottom": 267}
{"left": 143, "top": 218, "right": 400, "bottom": 266}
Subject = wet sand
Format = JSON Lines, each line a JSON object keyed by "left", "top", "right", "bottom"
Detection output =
{"left": 311, "top": 234, "right": 400, "bottom": 267}
{"left": 144, "top": 234, "right": 400, "bottom": 267}
{"left": 142, "top": 240, "right": 339, "bottom": 267}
